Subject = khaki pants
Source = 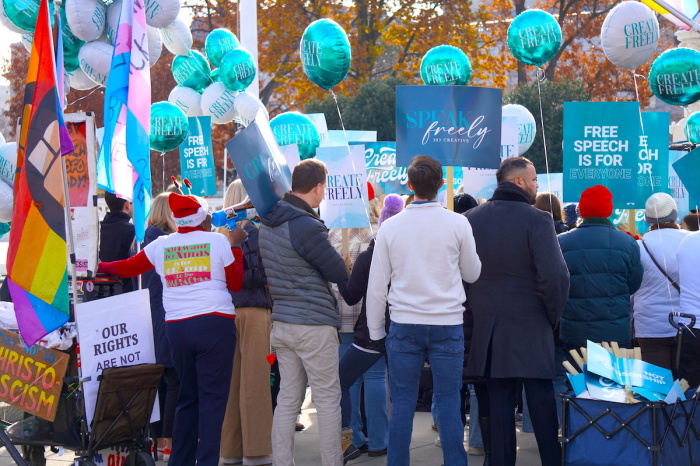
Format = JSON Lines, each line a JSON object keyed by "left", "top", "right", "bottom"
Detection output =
{"left": 221, "top": 307, "right": 273, "bottom": 458}
{"left": 270, "top": 321, "right": 342, "bottom": 466}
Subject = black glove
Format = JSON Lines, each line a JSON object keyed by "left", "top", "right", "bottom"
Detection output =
{"left": 367, "top": 337, "right": 386, "bottom": 354}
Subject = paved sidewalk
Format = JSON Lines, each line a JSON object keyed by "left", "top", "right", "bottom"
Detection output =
{"left": 0, "top": 391, "right": 545, "bottom": 465}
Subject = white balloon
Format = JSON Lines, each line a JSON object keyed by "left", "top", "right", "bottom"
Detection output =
{"left": 104, "top": 0, "right": 121, "bottom": 44}
{"left": 169, "top": 86, "right": 203, "bottom": 117}
{"left": 502, "top": 104, "right": 536, "bottom": 156}
{"left": 66, "top": 66, "right": 99, "bottom": 91}
{"left": 0, "top": 0, "right": 28, "bottom": 34}
{"left": 159, "top": 17, "right": 191, "bottom": 56}
{"left": 200, "top": 82, "right": 239, "bottom": 125}
{"left": 147, "top": 26, "right": 162, "bottom": 67}
{"left": 601, "top": 2, "right": 659, "bottom": 71}
{"left": 65, "top": 0, "right": 106, "bottom": 42}
{"left": 79, "top": 41, "right": 114, "bottom": 87}
{"left": 234, "top": 92, "right": 268, "bottom": 127}
{"left": 0, "top": 142, "right": 17, "bottom": 187}
{"left": 0, "top": 133, "right": 5, "bottom": 146}
{"left": 0, "top": 180, "right": 12, "bottom": 223}
{"left": 145, "top": 0, "right": 180, "bottom": 28}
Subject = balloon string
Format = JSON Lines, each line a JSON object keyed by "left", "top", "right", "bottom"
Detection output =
{"left": 67, "top": 86, "right": 101, "bottom": 107}
{"left": 161, "top": 151, "right": 166, "bottom": 193}
{"left": 535, "top": 68, "right": 552, "bottom": 203}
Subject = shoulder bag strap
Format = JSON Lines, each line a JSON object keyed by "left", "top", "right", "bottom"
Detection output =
{"left": 641, "top": 239, "right": 681, "bottom": 293}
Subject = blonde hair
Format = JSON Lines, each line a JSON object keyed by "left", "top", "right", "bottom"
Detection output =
{"left": 149, "top": 193, "right": 177, "bottom": 233}
{"left": 217, "top": 179, "right": 249, "bottom": 234}
{"left": 369, "top": 198, "right": 381, "bottom": 225}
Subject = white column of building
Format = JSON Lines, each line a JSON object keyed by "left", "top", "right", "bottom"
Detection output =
{"left": 239, "top": 0, "right": 259, "bottom": 98}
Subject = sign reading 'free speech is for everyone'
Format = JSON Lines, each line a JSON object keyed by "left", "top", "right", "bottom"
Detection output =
{"left": 396, "top": 86, "right": 502, "bottom": 168}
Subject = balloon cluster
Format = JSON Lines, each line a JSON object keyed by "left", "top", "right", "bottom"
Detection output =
{"left": 2, "top": 0, "right": 180, "bottom": 90}
{"left": 0, "top": 135, "right": 16, "bottom": 223}
{"left": 165, "top": 28, "right": 269, "bottom": 131}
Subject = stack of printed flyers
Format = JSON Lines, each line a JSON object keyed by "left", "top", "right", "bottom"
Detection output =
{"left": 564, "top": 340, "right": 691, "bottom": 404}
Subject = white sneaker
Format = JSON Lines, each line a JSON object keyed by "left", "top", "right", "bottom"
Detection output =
{"left": 434, "top": 435, "right": 441, "bottom": 448}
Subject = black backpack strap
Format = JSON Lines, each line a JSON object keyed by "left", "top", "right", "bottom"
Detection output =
{"left": 641, "top": 239, "right": 680, "bottom": 293}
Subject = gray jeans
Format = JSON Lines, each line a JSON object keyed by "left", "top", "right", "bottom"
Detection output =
{"left": 271, "top": 321, "right": 343, "bottom": 466}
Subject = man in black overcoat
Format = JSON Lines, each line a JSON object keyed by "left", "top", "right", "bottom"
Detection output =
{"left": 465, "top": 156, "right": 569, "bottom": 466}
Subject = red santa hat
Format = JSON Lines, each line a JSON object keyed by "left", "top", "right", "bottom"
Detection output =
{"left": 169, "top": 193, "right": 209, "bottom": 227}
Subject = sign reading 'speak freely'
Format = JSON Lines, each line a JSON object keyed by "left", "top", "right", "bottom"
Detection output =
{"left": 396, "top": 86, "right": 502, "bottom": 168}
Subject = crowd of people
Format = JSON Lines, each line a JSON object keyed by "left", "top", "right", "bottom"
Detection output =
{"left": 95, "top": 155, "right": 700, "bottom": 466}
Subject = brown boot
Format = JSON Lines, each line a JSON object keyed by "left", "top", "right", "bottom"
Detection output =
{"left": 341, "top": 428, "right": 361, "bottom": 464}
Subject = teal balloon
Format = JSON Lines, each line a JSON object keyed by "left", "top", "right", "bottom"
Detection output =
{"left": 420, "top": 45, "right": 472, "bottom": 86}
{"left": 172, "top": 50, "right": 212, "bottom": 92}
{"left": 211, "top": 68, "right": 220, "bottom": 82}
{"left": 300, "top": 18, "right": 351, "bottom": 91}
{"left": 269, "top": 112, "right": 320, "bottom": 160}
{"left": 3, "top": 0, "right": 53, "bottom": 32}
{"left": 649, "top": 48, "right": 700, "bottom": 106}
{"left": 64, "top": 50, "right": 80, "bottom": 72}
{"left": 205, "top": 28, "right": 240, "bottom": 68}
{"left": 685, "top": 112, "right": 700, "bottom": 143}
{"left": 150, "top": 102, "right": 189, "bottom": 152}
{"left": 220, "top": 48, "right": 257, "bottom": 91}
{"left": 507, "top": 9, "right": 561, "bottom": 67}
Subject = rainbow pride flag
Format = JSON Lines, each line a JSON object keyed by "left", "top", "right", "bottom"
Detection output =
{"left": 6, "top": 0, "right": 71, "bottom": 346}
{"left": 97, "top": 0, "right": 151, "bottom": 242}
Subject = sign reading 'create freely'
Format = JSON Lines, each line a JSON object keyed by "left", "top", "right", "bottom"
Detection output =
{"left": 355, "top": 142, "right": 410, "bottom": 195}
{"left": 396, "top": 86, "right": 502, "bottom": 168}
{"left": 563, "top": 101, "right": 640, "bottom": 206}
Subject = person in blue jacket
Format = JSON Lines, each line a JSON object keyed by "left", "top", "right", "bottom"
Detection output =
{"left": 558, "top": 185, "right": 643, "bottom": 351}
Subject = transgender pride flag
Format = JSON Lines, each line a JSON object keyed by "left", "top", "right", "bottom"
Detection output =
{"left": 97, "top": 0, "right": 152, "bottom": 242}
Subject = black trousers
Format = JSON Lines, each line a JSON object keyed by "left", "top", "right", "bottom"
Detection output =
{"left": 487, "top": 377, "right": 560, "bottom": 466}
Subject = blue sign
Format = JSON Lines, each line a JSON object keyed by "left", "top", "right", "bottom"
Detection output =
{"left": 563, "top": 102, "right": 640, "bottom": 207}
{"left": 636, "top": 112, "right": 670, "bottom": 209}
{"left": 179, "top": 116, "right": 217, "bottom": 196}
{"left": 225, "top": 120, "right": 292, "bottom": 218}
{"left": 396, "top": 86, "right": 502, "bottom": 168}
{"left": 355, "top": 142, "right": 411, "bottom": 195}
{"left": 673, "top": 147, "right": 700, "bottom": 210}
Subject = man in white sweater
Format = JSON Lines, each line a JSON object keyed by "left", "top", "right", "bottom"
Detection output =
{"left": 366, "top": 155, "right": 481, "bottom": 466}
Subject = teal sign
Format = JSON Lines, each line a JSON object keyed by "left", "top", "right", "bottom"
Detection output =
{"left": 672, "top": 147, "right": 700, "bottom": 210}
{"left": 396, "top": 86, "right": 502, "bottom": 168}
{"left": 563, "top": 102, "right": 640, "bottom": 206}
{"left": 179, "top": 117, "right": 217, "bottom": 196}
{"left": 636, "top": 112, "right": 671, "bottom": 209}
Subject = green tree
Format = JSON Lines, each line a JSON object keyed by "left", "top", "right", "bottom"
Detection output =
{"left": 504, "top": 79, "right": 591, "bottom": 173}
{"left": 305, "top": 77, "right": 406, "bottom": 141}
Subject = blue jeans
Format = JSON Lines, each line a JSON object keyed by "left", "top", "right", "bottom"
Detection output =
{"left": 339, "top": 338, "right": 389, "bottom": 450}
{"left": 387, "top": 323, "right": 467, "bottom": 466}
{"left": 468, "top": 385, "right": 483, "bottom": 448}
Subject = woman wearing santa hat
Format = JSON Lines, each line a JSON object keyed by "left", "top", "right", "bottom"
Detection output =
{"left": 98, "top": 192, "right": 248, "bottom": 466}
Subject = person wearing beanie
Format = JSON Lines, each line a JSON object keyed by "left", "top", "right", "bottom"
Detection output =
{"left": 558, "top": 185, "right": 643, "bottom": 353}
{"left": 98, "top": 192, "right": 248, "bottom": 466}
{"left": 334, "top": 194, "right": 405, "bottom": 459}
{"left": 465, "top": 156, "right": 568, "bottom": 466}
{"left": 632, "top": 193, "right": 689, "bottom": 370}
{"left": 257, "top": 159, "right": 350, "bottom": 466}
{"left": 366, "top": 155, "right": 481, "bottom": 466}
{"left": 563, "top": 204, "right": 579, "bottom": 230}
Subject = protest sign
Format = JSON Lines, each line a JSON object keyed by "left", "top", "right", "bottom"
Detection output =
{"left": 75, "top": 289, "right": 158, "bottom": 428}
{"left": 321, "top": 130, "right": 377, "bottom": 147}
{"left": 226, "top": 119, "right": 293, "bottom": 218}
{"left": 396, "top": 86, "right": 502, "bottom": 168}
{"left": 439, "top": 167, "right": 463, "bottom": 195}
{"left": 280, "top": 144, "right": 301, "bottom": 171}
{"left": 305, "top": 113, "right": 329, "bottom": 142}
{"left": 316, "top": 145, "right": 370, "bottom": 229}
{"left": 358, "top": 142, "right": 410, "bottom": 195}
{"left": 65, "top": 113, "right": 99, "bottom": 277}
{"left": 0, "top": 329, "right": 69, "bottom": 421}
{"left": 635, "top": 112, "right": 670, "bottom": 208}
{"left": 669, "top": 150, "right": 697, "bottom": 217}
{"left": 563, "top": 102, "right": 640, "bottom": 206}
{"left": 672, "top": 146, "right": 700, "bottom": 210}
{"left": 462, "top": 168, "right": 497, "bottom": 199}
{"left": 179, "top": 116, "right": 217, "bottom": 196}
{"left": 538, "top": 173, "right": 563, "bottom": 200}
{"left": 501, "top": 116, "right": 518, "bottom": 160}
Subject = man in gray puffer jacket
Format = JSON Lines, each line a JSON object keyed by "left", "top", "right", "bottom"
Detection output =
{"left": 259, "top": 158, "right": 349, "bottom": 466}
